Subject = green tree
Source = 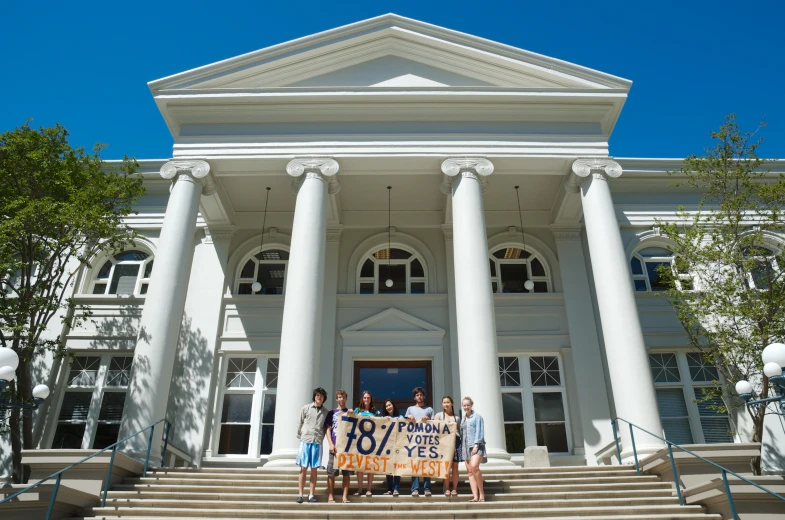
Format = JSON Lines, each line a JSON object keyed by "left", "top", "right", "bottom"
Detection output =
{"left": 658, "top": 114, "right": 784, "bottom": 474}
{"left": 0, "top": 123, "right": 144, "bottom": 483}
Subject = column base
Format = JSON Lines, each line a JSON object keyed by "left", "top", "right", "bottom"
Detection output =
{"left": 119, "top": 448, "right": 162, "bottom": 470}
{"left": 483, "top": 448, "right": 517, "bottom": 467}
{"left": 263, "top": 449, "right": 299, "bottom": 468}
{"left": 620, "top": 442, "right": 665, "bottom": 465}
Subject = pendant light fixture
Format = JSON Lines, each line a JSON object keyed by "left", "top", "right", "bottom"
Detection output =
{"left": 515, "top": 185, "right": 535, "bottom": 292}
{"left": 385, "top": 186, "right": 394, "bottom": 288}
{"left": 252, "top": 186, "right": 272, "bottom": 294}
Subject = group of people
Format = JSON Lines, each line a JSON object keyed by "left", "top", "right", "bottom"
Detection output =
{"left": 295, "top": 386, "right": 487, "bottom": 504}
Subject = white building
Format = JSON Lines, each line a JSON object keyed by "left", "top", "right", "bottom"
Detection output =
{"left": 4, "top": 14, "right": 784, "bottom": 477}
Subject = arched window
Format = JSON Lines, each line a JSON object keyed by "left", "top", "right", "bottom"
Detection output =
{"left": 236, "top": 249, "right": 289, "bottom": 295}
{"left": 489, "top": 246, "right": 551, "bottom": 293}
{"left": 357, "top": 247, "right": 427, "bottom": 294}
{"left": 89, "top": 250, "right": 153, "bottom": 296}
{"left": 740, "top": 245, "right": 780, "bottom": 290}
{"left": 631, "top": 246, "right": 692, "bottom": 292}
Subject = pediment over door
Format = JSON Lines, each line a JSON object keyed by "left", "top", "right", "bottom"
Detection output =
{"left": 340, "top": 308, "right": 445, "bottom": 347}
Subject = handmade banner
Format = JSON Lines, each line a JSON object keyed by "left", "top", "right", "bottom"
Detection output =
{"left": 335, "top": 415, "right": 457, "bottom": 477}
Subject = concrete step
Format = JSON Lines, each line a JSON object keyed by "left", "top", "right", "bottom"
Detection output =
{"left": 148, "top": 466, "right": 638, "bottom": 477}
{"left": 85, "top": 504, "right": 716, "bottom": 519}
{"left": 105, "top": 488, "right": 675, "bottom": 502}
{"left": 76, "top": 516, "right": 722, "bottom": 520}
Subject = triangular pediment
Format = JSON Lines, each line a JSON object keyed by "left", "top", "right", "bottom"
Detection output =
{"left": 150, "top": 15, "right": 630, "bottom": 92}
{"left": 341, "top": 308, "right": 445, "bottom": 336}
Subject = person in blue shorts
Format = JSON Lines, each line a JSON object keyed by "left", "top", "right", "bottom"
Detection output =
{"left": 295, "top": 387, "right": 328, "bottom": 504}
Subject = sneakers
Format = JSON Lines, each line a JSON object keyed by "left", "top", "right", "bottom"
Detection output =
{"left": 411, "top": 490, "right": 419, "bottom": 497}
{"left": 296, "top": 496, "right": 303, "bottom": 504}
{"left": 393, "top": 490, "right": 399, "bottom": 497}
{"left": 424, "top": 490, "right": 432, "bottom": 497}
{"left": 308, "top": 495, "right": 317, "bottom": 503}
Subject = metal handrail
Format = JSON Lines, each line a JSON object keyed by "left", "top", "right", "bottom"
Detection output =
{"left": 0, "top": 418, "right": 171, "bottom": 519}
{"left": 612, "top": 416, "right": 785, "bottom": 520}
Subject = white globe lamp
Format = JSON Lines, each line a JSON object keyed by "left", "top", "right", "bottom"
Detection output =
{"left": 762, "top": 343, "right": 785, "bottom": 368}
{"left": 32, "top": 384, "right": 50, "bottom": 399}
{"left": 524, "top": 280, "right": 535, "bottom": 291}
{"left": 764, "top": 362, "right": 783, "bottom": 378}
{"left": 252, "top": 281, "right": 262, "bottom": 293}
{"left": 385, "top": 279, "right": 394, "bottom": 288}
{"left": 735, "top": 380, "right": 753, "bottom": 395}
{"left": 0, "top": 366, "right": 16, "bottom": 382}
{"left": 0, "top": 348, "right": 19, "bottom": 371}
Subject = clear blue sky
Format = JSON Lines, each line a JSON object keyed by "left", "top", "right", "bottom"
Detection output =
{"left": 3, "top": 0, "right": 783, "bottom": 160}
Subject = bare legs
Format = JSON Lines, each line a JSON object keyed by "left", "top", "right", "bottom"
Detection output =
{"left": 444, "top": 461, "right": 459, "bottom": 494}
{"left": 327, "top": 473, "right": 350, "bottom": 502}
{"left": 464, "top": 454, "right": 485, "bottom": 502}
{"left": 298, "top": 466, "right": 317, "bottom": 498}
{"left": 355, "top": 472, "right": 374, "bottom": 496}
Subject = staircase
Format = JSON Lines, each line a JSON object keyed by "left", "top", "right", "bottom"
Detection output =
{"left": 76, "top": 465, "right": 723, "bottom": 519}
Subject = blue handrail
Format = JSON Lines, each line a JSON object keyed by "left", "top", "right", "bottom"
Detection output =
{"left": 0, "top": 418, "right": 171, "bottom": 519}
{"left": 612, "top": 417, "right": 785, "bottom": 520}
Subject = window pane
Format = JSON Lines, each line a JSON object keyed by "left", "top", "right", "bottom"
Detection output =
{"left": 491, "top": 282, "right": 498, "bottom": 293}
{"left": 662, "top": 419, "right": 694, "bottom": 444}
{"left": 93, "top": 424, "right": 121, "bottom": 450}
{"left": 378, "top": 264, "right": 406, "bottom": 294}
{"left": 256, "top": 249, "right": 289, "bottom": 261}
{"left": 687, "top": 354, "right": 719, "bottom": 382}
{"left": 262, "top": 393, "right": 276, "bottom": 424}
{"left": 533, "top": 392, "right": 565, "bottom": 422}
{"left": 266, "top": 358, "right": 278, "bottom": 388}
{"left": 114, "top": 250, "right": 148, "bottom": 262}
{"left": 656, "top": 388, "right": 689, "bottom": 417}
{"left": 218, "top": 424, "right": 251, "bottom": 454}
{"left": 240, "top": 260, "right": 255, "bottom": 279}
{"left": 649, "top": 354, "right": 681, "bottom": 383}
{"left": 106, "top": 357, "right": 133, "bottom": 387}
{"left": 97, "top": 261, "right": 112, "bottom": 279}
{"left": 360, "top": 259, "right": 374, "bottom": 277}
{"left": 410, "top": 259, "right": 424, "bottom": 277}
{"left": 536, "top": 423, "right": 568, "bottom": 452}
{"left": 504, "top": 423, "right": 525, "bottom": 453}
{"left": 58, "top": 393, "right": 92, "bottom": 421}
{"left": 256, "top": 263, "right": 285, "bottom": 295}
{"left": 630, "top": 257, "right": 644, "bottom": 275}
{"left": 225, "top": 358, "right": 257, "bottom": 388}
{"left": 410, "top": 282, "right": 425, "bottom": 294}
{"left": 501, "top": 392, "right": 524, "bottom": 422}
{"left": 52, "top": 424, "right": 85, "bottom": 449}
{"left": 390, "top": 248, "right": 412, "bottom": 260}
{"left": 646, "top": 261, "right": 670, "bottom": 291}
{"left": 530, "top": 258, "right": 545, "bottom": 277}
{"left": 500, "top": 264, "right": 527, "bottom": 293}
{"left": 499, "top": 357, "right": 521, "bottom": 387}
{"left": 109, "top": 264, "right": 140, "bottom": 295}
{"left": 634, "top": 279, "right": 648, "bottom": 292}
{"left": 260, "top": 424, "right": 274, "bottom": 455}
{"left": 140, "top": 284, "right": 148, "bottom": 295}
{"left": 489, "top": 259, "right": 497, "bottom": 277}
{"left": 92, "top": 283, "right": 107, "bottom": 294}
{"left": 360, "top": 282, "right": 374, "bottom": 294}
{"left": 533, "top": 282, "right": 548, "bottom": 293}
{"left": 98, "top": 393, "right": 126, "bottom": 422}
{"left": 68, "top": 357, "right": 101, "bottom": 386}
{"left": 221, "top": 394, "right": 253, "bottom": 423}
{"left": 530, "top": 357, "right": 560, "bottom": 386}
{"left": 493, "top": 248, "right": 530, "bottom": 260}
{"left": 144, "top": 260, "right": 154, "bottom": 278}
{"left": 701, "top": 417, "right": 733, "bottom": 443}
{"left": 237, "top": 283, "right": 253, "bottom": 295}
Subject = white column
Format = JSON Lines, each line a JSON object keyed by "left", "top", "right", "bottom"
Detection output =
{"left": 568, "top": 158, "right": 664, "bottom": 457}
{"left": 266, "top": 158, "right": 339, "bottom": 466}
{"left": 441, "top": 158, "right": 511, "bottom": 465}
{"left": 552, "top": 228, "right": 614, "bottom": 463}
{"left": 120, "top": 160, "right": 214, "bottom": 461}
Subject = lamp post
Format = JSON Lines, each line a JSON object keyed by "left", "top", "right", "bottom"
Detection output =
{"left": 736, "top": 342, "right": 785, "bottom": 414}
{"left": 0, "top": 347, "right": 50, "bottom": 411}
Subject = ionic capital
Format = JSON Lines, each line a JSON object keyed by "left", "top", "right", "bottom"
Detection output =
{"left": 440, "top": 158, "right": 494, "bottom": 194}
{"left": 160, "top": 160, "right": 215, "bottom": 195}
{"left": 287, "top": 157, "right": 340, "bottom": 193}
{"left": 566, "top": 157, "right": 622, "bottom": 193}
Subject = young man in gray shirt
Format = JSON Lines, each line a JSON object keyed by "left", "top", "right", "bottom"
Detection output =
{"left": 405, "top": 386, "right": 435, "bottom": 496}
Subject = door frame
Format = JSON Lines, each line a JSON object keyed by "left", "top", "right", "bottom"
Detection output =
{"left": 353, "top": 360, "right": 433, "bottom": 412}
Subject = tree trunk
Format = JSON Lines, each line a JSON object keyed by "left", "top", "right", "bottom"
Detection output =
{"left": 9, "top": 381, "right": 23, "bottom": 484}
{"left": 750, "top": 408, "right": 765, "bottom": 475}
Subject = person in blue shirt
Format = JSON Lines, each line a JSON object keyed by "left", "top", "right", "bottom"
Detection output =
{"left": 460, "top": 396, "right": 487, "bottom": 502}
{"left": 351, "top": 390, "right": 379, "bottom": 497}
{"left": 382, "top": 399, "right": 403, "bottom": 496}
{"left": 405, "top": 386, "right": 435, "bottom": 497}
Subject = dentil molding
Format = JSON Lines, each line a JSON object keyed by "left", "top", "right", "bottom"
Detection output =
{"left": 160, "top": 160, "right": 216, "bottom": 195}
{"left": 565, "top": 157, "right": 623, "bottom": 193}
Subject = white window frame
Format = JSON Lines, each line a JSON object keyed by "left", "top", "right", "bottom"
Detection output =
{"left": 49, "top": 353, "right": 134, "bottom": 449}
{"left": 489, "top": 246, "right": 552, "bottom": 294}
{"left": 234, "top": 247, "right": 289, "bottom": 296}
{"left": 355, "top": 246, "right": 428, "bottom": 295}
{"left": 498, "top": 353, "right": 572, "bottom": 454}
{"left": 210, "top": 353, "right": 279, "bottom": 458}
{"left": 739, "top": 245, "right": 781, "bottom": 291}
{"left": 87, "top": 250, "right": 153, "bottom": 297}
{"left": 649, "top": 350, "right": 736, "bottom": 444}
{"left": 631, "top": 247, "right": 692, "bottom": 292}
